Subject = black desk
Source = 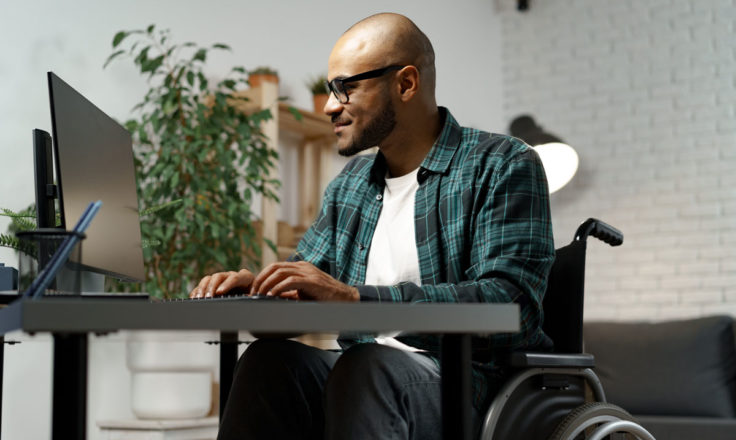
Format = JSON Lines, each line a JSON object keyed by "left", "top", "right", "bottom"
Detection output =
{"left": 0, "top": 298, "right": 519, "bottom": 440}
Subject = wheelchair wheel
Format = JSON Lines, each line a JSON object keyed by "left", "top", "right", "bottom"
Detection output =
{"left": 548, "top": 402, "right": 640, "bottom": 440}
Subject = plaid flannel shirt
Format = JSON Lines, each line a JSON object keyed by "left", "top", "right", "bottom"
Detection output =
{"left": 290, "top": 107, "right": 555, "bottom": 409}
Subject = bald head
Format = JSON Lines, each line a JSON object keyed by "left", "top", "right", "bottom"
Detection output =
{"left": 325, "top": 13, "right": 442, "bottom": 170}
{"left": 334, "top": 13, "right": 436, "bottom": 95}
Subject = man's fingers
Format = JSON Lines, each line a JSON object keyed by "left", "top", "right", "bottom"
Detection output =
{"left": 238, "top": 269, "right": 256, "bottom": 287}
{"left": 190, "top": 270, "right": 256, "bottom": 299}
{"left": 251, "top": 263, "right": 293, "bottom": 294}
{"left": 216, "top": 270, "right": 254, "bottom": 295}
{"left": 190, "top": 275, "right": 212, "bottom": 298}
{"left": 213, "top": 272, "right": 238, "bottom": 295}
{"left": 253, "top": 265, "right": 304, "bottom": 295}
{"left": 268, "top": 277, "right": 309, "bottom": 297}
{"left": 250, "top": 264, "right": 271, "bottom": 294}
{"left": 204, "top": 272, "right": 230, "bottom": 298}
{"left": 278, "top": 289, "right": 300, "bottom": 300}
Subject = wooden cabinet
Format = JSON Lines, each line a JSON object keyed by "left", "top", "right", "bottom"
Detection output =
{"left": 233, "top": 82, "right": 336, "bottom": 266}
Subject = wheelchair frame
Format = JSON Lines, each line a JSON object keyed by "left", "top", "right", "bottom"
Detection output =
{"left": 478, "top": 219, "right": 656, "bottom": 440}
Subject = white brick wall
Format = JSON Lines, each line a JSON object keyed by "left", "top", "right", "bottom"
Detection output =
{"left": 499, "top": 0, "right": 736, "bottom": 321}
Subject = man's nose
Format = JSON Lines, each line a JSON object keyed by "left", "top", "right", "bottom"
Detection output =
{"left": 323, "top": 91, "right": 343, "bottom": 116}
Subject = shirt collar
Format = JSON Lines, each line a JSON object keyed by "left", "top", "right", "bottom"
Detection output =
{"left": 418, "top": 107, "right": 462, "bottom": 176}
{"left": 369, "top": 107, "right": 462, "bottom": 185}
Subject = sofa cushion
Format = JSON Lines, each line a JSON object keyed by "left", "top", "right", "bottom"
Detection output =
{"left": 584, "top": 315, "right": 736, "bottom": 418}
{"left": 636, "top": 416, "right": 736, "bottom": 440}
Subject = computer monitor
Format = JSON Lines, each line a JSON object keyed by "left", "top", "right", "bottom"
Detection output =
{"left": 33, "top": 128, "right": 56, "bottom": 230}
{"left": 46, "top": 72, "right": 145, "bottom": 282}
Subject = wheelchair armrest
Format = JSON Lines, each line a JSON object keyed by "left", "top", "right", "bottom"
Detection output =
{"left": 509, "top": 352, "right": 595, "bottom": 368}
{"left": 574, "top": 218, "right": 623, "bottom": 246}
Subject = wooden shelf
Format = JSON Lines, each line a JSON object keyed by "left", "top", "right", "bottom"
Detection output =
{"left": 231, "top": 89, "right": 333, "bottom": 138}
{"left": 237, "top": 82, "right": 335, "bottom": 266}
{"left": 278, "top": 102, "right": 334, "bottom": 139}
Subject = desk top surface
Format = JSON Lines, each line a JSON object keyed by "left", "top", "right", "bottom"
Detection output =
{"left": 0, "top": 297, "right": 519, "bottom": 335}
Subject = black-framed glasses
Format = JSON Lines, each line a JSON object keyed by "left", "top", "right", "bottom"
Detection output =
{"left": 324, "top": 65, "right": 406, "bottom": 104}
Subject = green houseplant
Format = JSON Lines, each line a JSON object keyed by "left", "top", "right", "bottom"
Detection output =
{"left": 248, "top": 66, "right": 279, "bottom": 88}
{"left": 306, "top": 74, "right": 329, "bottom": 113}
{"left": 306, "top": 74, "right": 330, "bottom": 113}
{"left": 104, "top": 25, "right": 279, "bottom": 298}
{"left": 306, "top": 74, "right": 328, "bottom": 96}
{"left": 0, "top": 206, "right": 38, "bottom": 255}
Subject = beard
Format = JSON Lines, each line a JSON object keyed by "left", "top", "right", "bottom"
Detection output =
{"left": 337, "top": 98, "right": 397, "bottom": 157}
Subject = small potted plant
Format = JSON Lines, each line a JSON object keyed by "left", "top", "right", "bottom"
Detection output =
{"left": 249, "top": 66, "right": 279, "bottom": 88}
{"left": 306, "top": 74, "right": 329, "bottom": 113}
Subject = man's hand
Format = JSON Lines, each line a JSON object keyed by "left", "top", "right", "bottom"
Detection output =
{"left": 189, "top": 269, "right": 255, "bottom": 298}
{"left": 251, "top": 261, "right": 360, "bottom": 302}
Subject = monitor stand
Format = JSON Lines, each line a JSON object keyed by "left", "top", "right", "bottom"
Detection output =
{"left": 79, "top": 271, "right": 105, "bottom": 293}
{"left": 56, "top": 269, "right": 105, "bottom": 293}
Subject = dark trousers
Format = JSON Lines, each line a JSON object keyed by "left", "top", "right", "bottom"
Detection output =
{"left": 217, "top": 339, "right": 480, "bottom": 439}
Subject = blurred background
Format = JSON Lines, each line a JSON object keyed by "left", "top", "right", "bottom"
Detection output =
{"left": 0, "top": 0, "right": 733, "bottom": 438}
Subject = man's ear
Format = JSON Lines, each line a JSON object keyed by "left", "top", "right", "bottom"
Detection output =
{"left": 397, "top": 65, "right": 420, "bottom": 102}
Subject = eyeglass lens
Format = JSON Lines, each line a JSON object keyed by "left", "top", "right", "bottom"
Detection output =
{"left": 325, "top": 79, "right": 348, "bottom": 104}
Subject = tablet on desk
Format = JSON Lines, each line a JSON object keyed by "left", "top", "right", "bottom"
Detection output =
{"left": 0, "top": 290, "right": 149, "bottom": 305}
{"left": 54, "top": 292, "right": 150, "bottom": 300}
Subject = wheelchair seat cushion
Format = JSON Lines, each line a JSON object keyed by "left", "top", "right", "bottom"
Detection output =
{"left": 584, "top": 315, "right": 736, "bottom": 418}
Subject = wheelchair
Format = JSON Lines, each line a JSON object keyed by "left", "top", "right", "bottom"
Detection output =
{"left": 478, "top": 219, "right": 656, "bottom": 440}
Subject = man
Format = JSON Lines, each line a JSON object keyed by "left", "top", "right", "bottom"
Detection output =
{"left": 191, "top": 13, "right": 554, "bottom": 440}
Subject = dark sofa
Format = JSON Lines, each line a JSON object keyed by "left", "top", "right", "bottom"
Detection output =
{"left": 584, "top": 315, "right": 736, "bottom": 440}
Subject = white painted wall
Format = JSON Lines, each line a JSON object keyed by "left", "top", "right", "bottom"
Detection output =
{"left": 498, "top": 0, "right": 736, "bottom": 321}
{"left": 0, "top": 1, "right": 504, "bottom": 439}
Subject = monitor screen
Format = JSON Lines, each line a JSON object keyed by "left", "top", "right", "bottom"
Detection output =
{"left": 48, "top": 72, "right": 145, "bottom": 282}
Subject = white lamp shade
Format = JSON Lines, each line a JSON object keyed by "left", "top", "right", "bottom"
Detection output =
{"left": 532, "top": 142, "right": 579, "bottom": 194}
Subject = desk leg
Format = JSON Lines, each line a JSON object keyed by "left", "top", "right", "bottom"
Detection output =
{"left": 441, "top": 333, "right": 471, "bottom": 440}
{"left": 52, "top": 333, "right": 87, "bottom": 440}
{"left": 219, "top": 331, "right": 238, "bottom": 424}
{"left": 0, "top": 336, "right": 4, "bottom": 436}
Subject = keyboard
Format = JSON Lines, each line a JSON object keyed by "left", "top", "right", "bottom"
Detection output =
{"left": 159, "top": 294, "right": 294, "bottom": 303}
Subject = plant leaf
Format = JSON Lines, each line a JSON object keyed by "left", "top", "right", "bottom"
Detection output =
{"left": 287, "top": 106, "right": 303, "bottom": 122}
{"left": 141, "top": 238, "right": 161, "bottom": 248}
{"left": 222, "top": 79, "right": 236, "bottom": 90}
{"left": 0, "top": 208, "right": 35, "bottom": 219}
{"left": 192, "top": 49, "right": 207, "bottom": 63}
{"left": 142, "top": 55, "right": 164, "bottom": 75}
{"left": 112, "top": 31, "right": 128, "bottom": 48}
{"left": 135, "top": 46, "right": 151, "bottom": 67}
{"left": 140, "top": 199, "right": 183, "bottom": 217}
{"left": 103, "top": 50, "right": 125, "bottom": 69}
{"left": 0, "top": 233, "right": 21, "bottom": 250}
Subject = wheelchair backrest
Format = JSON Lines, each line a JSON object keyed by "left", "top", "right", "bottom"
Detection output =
{"left": 542, "top": 239, "right": 587, "bottom": 354}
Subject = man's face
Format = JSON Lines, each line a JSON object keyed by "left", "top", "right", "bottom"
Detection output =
{"left": 326, "top": 38, "right": 398, "bottom": 156}
{"left": 332, "top": 85, "right": 396, "bottom": 157}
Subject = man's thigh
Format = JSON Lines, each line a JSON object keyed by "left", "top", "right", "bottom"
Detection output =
{"left": 324, "top": 343, "right": 445, "bottom": 440}
{"left": 219, "top": 338, "right": 340, "bottom": 440}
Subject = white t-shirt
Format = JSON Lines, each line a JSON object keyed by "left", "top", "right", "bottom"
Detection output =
{"left": 364, "top": 167, "right": 421, "bottom": 350}
{"left": 364, "top": 168, "right": 421, "bottom": 286}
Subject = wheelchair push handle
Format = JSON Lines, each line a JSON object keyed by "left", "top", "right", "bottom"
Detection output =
{"left": 574, "top": 218, "right": 623, "bottom": 247}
